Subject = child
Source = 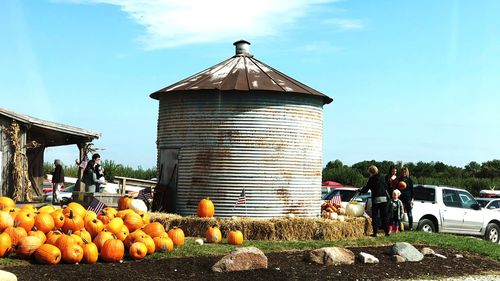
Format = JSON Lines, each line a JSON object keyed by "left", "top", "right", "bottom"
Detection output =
{"left": 388, "top": 189, "right": 404, "bottom": 233}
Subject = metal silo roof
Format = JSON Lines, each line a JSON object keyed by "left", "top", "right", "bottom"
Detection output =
{"left": 150, "top": 40, "right": 333, "bottom": 105}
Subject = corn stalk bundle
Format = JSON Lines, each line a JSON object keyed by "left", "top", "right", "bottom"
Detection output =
{"left": 6, "top": 121, "right": 32, "bottom": 201}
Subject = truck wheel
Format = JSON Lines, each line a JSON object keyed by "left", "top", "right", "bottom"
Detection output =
{"left": 417, "top": 219, "right": 436, "bottom": 233}
{"left": 485, "top": 223, "right": 500, "bottom": 243}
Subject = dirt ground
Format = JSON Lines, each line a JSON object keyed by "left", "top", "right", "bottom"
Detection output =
{"left": 2, "top": 245, "right": 499, "bottom": 281}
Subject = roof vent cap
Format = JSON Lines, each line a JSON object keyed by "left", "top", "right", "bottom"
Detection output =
{"left": 233, "top": 40, "right": 252, "bottom": 57}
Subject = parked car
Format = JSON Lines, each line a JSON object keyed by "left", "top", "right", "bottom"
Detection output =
{"left": 410, "top": 185, "right": 500, "bottom": 243}
{"left": 44, "top": 184, "right": 75, "bottom": 202}
{"left": 323, "top": 187, "right": 370, "bottom": 207}
{"left": 476, "top": 198, "right": 500, "bottom": 211}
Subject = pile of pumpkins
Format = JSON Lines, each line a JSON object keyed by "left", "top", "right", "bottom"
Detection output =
{"left": 320, "top": 201, "right": 347, "bottom": 221}
{"left": 0, "top": 196, "right": 184, "bottom": 264}
{"left": 0, "top": 196, "right": 244, "bottom": 265}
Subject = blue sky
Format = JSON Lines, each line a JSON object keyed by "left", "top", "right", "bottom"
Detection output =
{"left": 1, "top": 0, "right": 499, "bottom": 169}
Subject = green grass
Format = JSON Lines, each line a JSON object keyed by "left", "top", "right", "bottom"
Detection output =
{"left": 1, "top": 232, "right": 498, "bottom": 266}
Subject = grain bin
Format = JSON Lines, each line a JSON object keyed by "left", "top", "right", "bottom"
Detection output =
{"left": 150, "top": 40, "right": 332, "bottom": 218}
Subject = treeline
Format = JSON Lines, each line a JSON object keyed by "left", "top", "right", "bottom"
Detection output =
{"left": 323, "top": 159, "right": 500, "bottom": 196}
{"left": 43, "top": 160, "right": 157, "bottom": 182}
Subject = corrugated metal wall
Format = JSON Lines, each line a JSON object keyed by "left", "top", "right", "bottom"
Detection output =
{"left": 157, "top": 92, "right": 324, "bottom": 218}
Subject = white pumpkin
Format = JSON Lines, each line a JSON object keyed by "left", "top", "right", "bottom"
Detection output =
{"left": 329, "top": 212, "right": 338, "bottom": 220}
{"left": 129, "top": 199, "right": 148, "bottom": 213}
{"left": 337, "top": 215, "right": 345, "bottom": 222}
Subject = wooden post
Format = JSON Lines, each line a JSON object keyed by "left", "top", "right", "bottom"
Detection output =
{"left": 76, "top": 142, "right": 86, "bottom": 193}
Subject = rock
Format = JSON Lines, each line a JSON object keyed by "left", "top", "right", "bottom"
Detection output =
{"left": 195, "top": 238, "right": 204, "bottom": 245}
{"left": 455, "top": 254, "right": 464, "bottom": 258}
{"left": 392, "top": 242, "right": 424, "bottom": 262}
{"left": 433, "top": 253, "right": 447, "bottom": 259}
{"left": 0, "top": 270, "right": 17, "bottom": 281}
{"left": 393, "top": 255, "right": 406, "bottom": 263}
{"left": 212, "top": 246, "right": 268, "bottom": 272}
{"left": 307, "top": 247, "right": 355, "bottom": 266}
{"left": 358, "top": 252, "right": 379, "bottom": 264}
{"left": 420, "top": 247, "right": 435, "bottom": 256}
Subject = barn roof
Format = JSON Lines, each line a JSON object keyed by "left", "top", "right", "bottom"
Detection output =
{"left": 150, "top": 40, "right": 333, "bottom": 105}
{"left": 0, "top": 107, "right": 100, "bottom": 147}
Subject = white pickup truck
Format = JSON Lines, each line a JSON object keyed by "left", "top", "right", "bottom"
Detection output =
{"left": 410, "top": 185, "right": 500, "bottom": 243}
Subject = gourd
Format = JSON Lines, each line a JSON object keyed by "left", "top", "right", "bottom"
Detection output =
{"left": 345, "top": 201, "right": 365, "bottom": 217}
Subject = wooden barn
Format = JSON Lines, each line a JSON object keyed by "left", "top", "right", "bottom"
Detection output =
{"left": 0, "top": 107, "right": 100, "bottom": 201}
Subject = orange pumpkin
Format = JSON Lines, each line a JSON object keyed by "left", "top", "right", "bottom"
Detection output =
{"left": 129, "top": 241, "right": 147, "bottom": 259}
{"left": 70, "top": 233, "right": 84, "bottom": 248}
{"left": 63, "top": 202, "right": 87, "bottom": 219}
{"left": 123, "top": 212, "right": 143, "bottom": 232}
{"left": 34, "top": 212, "right": 55, "bottom": 234}
{"left": 0, "top": 210, "right": 14, "bottom": 232}
{"left": 103, "top": 207, "right": 118, "bottom": 218}
{"left": 101, "top": 236, "right": 124, "bottom": 262}
{"left": 4, "top": 225, "right": 28, "bottom": 246}
{"left": 97, "top": 210, "right": 112, "bottom": 225}
{"left": 116, "top": 225, "right": 130, "bottom": 241}
{"left": 46, "top": 230, "right": 63, "bottom": 245}
{"left": 118, "top": 196, "right": 133, "bottom": 210}
{"left": 84, "top": 218, "right": 105, "bottom": 238}
{"left": 37, "top": 205, "right": 56, "bottom": 214}
{"left": 27, "top": 230, "right": 47, "bottom": 244}
{"left": 62, "top": 210, "right": 84, "bottom": 234}
{"left": 153, "top": 235, "right": 174, "bottom": 252}
{"left": 74, "top": 229, "right": 92, "bottom": 245}
{"left": 105, "top": 217, "right": 124, "bottom": 235}
{"left": 60, "top": 243, "right": 83, "bottom": 264}
{"left": 399, "top": 181, "right": 407, "bottom": 189}
{"left": 20, "top": 204, "right": 37, "bottom": 214}
{"left": 0, "top": 197, "right": 15, "bottom": 210}
{"left": 14, "top": 211, "right": 35, "bottom": 232}
{"left": 84, "top": 210, "right": 97, "bottom": 223}
{"left": 197, "top": 198, "right": 215, "bottom": 218}
{"left": 34, "top": 243, "right": 61, "bottom": 265}
{"left": 50, "top": 210, "right": 65, "bottom": 230}
{"left": 0, "top": 232, "right": 12, "bottom": 257}
{"left": 16, "top": 235, "right": 43, "bottom": 259}
{"left": 142, "top": 222, "right": 165, "bottom": 238}
{"left": 55, "top": 232, "right": 75, "bottom": 252}
{"left": 124, "top": 229, "right": 146, "bottom": 248}
{"left": 93, "top": 230, "right": 114, "bottom": 252}
{"left": 167, "top": 227, "right": 185, "bottom": 246}
{"left": 116, "top": 209, "right": 134, "bottom": 219}
{"left": 206, "top": 226, "right": 222, "bottom": 243}
{"left": 138, "top": 211, "right": 150, "bottom": 225}
{"left": 133, "top": 235, "right": 155, "bottom": 254}
{"left": 81, "top": 238, "right": 99, "bottom": 264}
{"left": 227, "top": 230, "right": 244, "bottom": 245}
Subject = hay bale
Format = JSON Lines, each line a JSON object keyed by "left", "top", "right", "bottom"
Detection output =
{"left": 270, "top": 218, "right": 320, "bottom": 240}
{"left": 220, "top": 218, "right": 276, "bottom": 241}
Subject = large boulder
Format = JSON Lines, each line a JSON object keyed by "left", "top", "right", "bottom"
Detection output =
{"left": 307, "top": 247, "right": 355, "bottom": 266}
{"left": 392, "top": 242, "right": 424, "bottom": 262}
{"left": 212, "top": 246, "right": 268, "bottom": 272}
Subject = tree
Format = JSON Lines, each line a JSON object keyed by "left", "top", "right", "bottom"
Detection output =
{"left": 465, "top": 161, "right": 481, "bottom": 177}
{"left": 480, "top": 160, "right": 500, "bottom": 179}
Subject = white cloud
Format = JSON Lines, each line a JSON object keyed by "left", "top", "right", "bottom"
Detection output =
{"left": 323, "top": 18, "right": 365, "bottom": 31}
{"left": 65, "top": 0, "right": 339, "bottom": 49}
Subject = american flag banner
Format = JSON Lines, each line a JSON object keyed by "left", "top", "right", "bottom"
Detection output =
{"left": 328, "top": 194, "right": 342, "bottom": 206}
{"left": 235, "top": 188, "right": 246, "bottom": 205}
{"left": 87, "top": 197, "right": 106, "bottom": 214}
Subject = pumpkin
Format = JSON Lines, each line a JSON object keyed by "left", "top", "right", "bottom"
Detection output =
{"left": 84, "top": 218, "right": 105, "bottom": 238}
{"left": 129, "top": 242, "right": 147, "bottom": 259}
{"left": 16, "top": 235, "right": 43, "bottom": 259}
{"left": 55, "top": 233, "right": 75, "bottom": 252}
{"left": 28, "top": 230, "right": 47, "bottom": 244}
{"left": 46, "top": 230, "right": 63, "bottom": 245}
{"left": 153, "top": 235, "right": 174, "bottom": 252}
{"left": 116, "top": 225, "right": 130, "bottom": 241}
{"left": 62, "top": 210, "right": 84, "bottom": 234}
{"left": 14, "top": 211, "right": 35, "bottom": 232}
{"left": 50, "top": 210, "right": 65, "bottom": 230}
{"left": 101, "top": 236, "right": 124, "bottom": 262}
{"left": 399, "top": 181, "right": 407, "bottom": 189}
{"left": 34, "top": 212, "right": 55, "bottom": 234}
{"left": 4, "top": 225, "right": 27, "bottom": 246}
{"left": 84, "top": 210, "right": 97, "bottom": 223}
{"left": 97, "top": 210, "right": 112, "bottom": 225}
{"left": 142, "top": 222, "right": 165, "bottom": 238}
{"left": 206, "top": 226, "right": 222, "bottom": 243}
{"left": 124, "top": 229, "right": 146, "bottom": 248}
{"left": 103, "top": 207, "right": 118, "bottom": 218}
{"left": 138, "top": 211, "right": 150, "bottom": 225}
{"left": 63, "top": 202, "right": 87, "bottom": 219}
{"left": 227, "top": 230, "right": 244, "bottom": 245}
{"left": 34, "top": 243, "right": 61, "bottom": 265}
{"left": 116, "top": 209, "right": 135, "bottom": 219}
{"left": 0, "top": 197, "right": 15, "bottom": 210}
{"left": 105, "top": 217, "right": 124, "bottom": 235}
{"left": 71, "top": 233, "right": 85, "bottom": 248}
{"left": 167, "top": 227, "right": 185, "bottom": 246}
{"left": 20, "top": 204, "right": 37, "bottom": 214}
{"left": 123, "top": 212, "right": 143, "bottom": 232}
{"left": 345, "top": 201, "right": 365, "bottom": 217}
{"left": 81, "top": 238, "right": 99, "bottom": 264}
{"left": 60, "top": 243, "right": 83, "bottom": 264}
{"left": 197, "top": 198, "right": 215, "bottom": 218}
{"left": 0, "top": 232, "right": 12, "bottom": 257}
{"left": 93, "top": 230, "right": 114, "bottom": 252}
{"left": 37, "top": 205, "right": 56, "bottom": 214}
{"left": 118, "top": 196, "right": 133, "bottom": 210}
{"left": 133, "top": 235, "right": 155, "bottom": 254}
{"left": 129, "top": 199, "right": 147, "bottom": 213}
{"left": 0, "top": 210, "right": 14, "bottom": 232}
{"left": 74, "top": 229, "right": 92, "bottom": 245}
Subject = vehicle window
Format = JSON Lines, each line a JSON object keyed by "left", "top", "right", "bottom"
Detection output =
{"left": 323, "top": 190, "right": 340, "bottom": 200}
{"left": 442, "top": 189, "right": 461, "bottom": 207}
{"left": 339, "top": 190, "right": 357, "bottom": 202}
{"left": 458, "top": 191, "right": 477, "bottom": 209}
{"left": 490, "top": 200, "right": 500, "bottom": 209}
{"left": 414, "top": 187, "right": 435, "bottom": 201}
{"left": 476, "top": 199, "right": 488, "bottom": 207}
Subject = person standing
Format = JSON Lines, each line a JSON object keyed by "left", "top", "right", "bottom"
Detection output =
{"left": 388, "top": 189, "right": 404, "bottom": 234}
{"left": 360, "top": 165, "right": 390, "bottom": 237}
{"left": 51, "top": 159, "right": 65, "bottom": 204}
{"left": 83, "top": 159, "right": 106, "bottom": 193}
{"left": 92, "top": 153, "right": 105, "bottom": 191}
{"left": 385, "top": 164, "right": 399, "bottom": 195}
{"left": 398, "top": 167, "right": 414, "bottom": 230}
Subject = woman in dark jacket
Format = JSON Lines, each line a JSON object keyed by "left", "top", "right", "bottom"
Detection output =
{"left": 385, "top": 164, "right": 399, "bottom": 195}
{"left": 398, "top": 167, "right": 414, "bottom": 230}
{"left": 360, "top": 165, "right": 390, "bottom": 237}
{"left": 82, "top": 160, "right": 106, "bottom": 193}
